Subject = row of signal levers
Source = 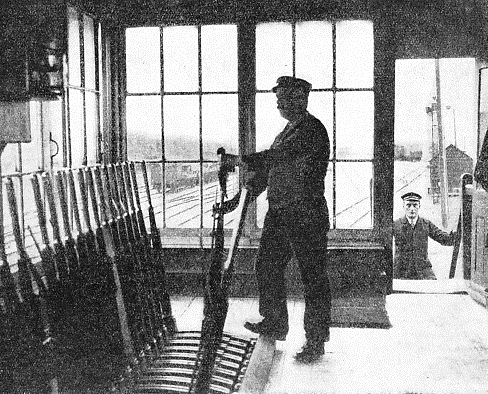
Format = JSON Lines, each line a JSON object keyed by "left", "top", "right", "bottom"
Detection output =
{"left": 0, "top": 162, "right": 178, "bottom": 392}
{"left": 0, "top": 161, "right": 256, "bottom": 394}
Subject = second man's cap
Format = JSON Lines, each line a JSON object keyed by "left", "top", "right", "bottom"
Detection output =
{"left": 401, "top": 192, "right": 422, "bottom": 202}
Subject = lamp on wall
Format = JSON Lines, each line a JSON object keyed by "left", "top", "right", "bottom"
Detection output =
{"left": 28, "top": 37, "right": 64, "bottom": 97}
{"left": 0, "top": 14, "right": 64, "bottom": 102}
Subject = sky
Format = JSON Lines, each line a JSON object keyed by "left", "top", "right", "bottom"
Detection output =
{"left": 395, "top": 58, "right": 477, "bottom": 160}
{"left": 124, "top": 26, "right": 480, "bottom": 163}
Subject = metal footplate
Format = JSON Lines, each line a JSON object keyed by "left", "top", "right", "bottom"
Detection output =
{"left": 131, "top": 331, "right": 257, "bottom": 393}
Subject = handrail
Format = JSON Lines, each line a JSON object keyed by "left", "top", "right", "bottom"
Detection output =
{"left": 461, "top": 173, "right": 473, "bottom": 280}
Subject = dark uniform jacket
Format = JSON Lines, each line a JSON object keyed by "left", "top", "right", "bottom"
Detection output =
{"left": 243, "top": 112, "right": 330, "bottom": 213}
{"left": 393, "top": 216, "right": 456, "bottom": 279}
{"left": 241, "top": 111, "right": 331, "bottom": 341}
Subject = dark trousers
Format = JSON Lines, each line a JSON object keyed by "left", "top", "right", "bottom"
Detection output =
{"left": 394, "top": 261, "right": 437, "bottom": 280}
{"left": 255, "top": 205, "right": 331, "bottom": 342}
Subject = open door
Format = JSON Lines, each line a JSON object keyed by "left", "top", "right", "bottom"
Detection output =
{"left": 467, "top": 64, "right": 488, "bottom": 306}
{"left": 394, "top": 58, "right": 478, "bottom": 292}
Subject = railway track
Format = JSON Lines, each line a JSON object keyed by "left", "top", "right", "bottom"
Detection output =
{"left": 336, "top": 162, "right": 430, "bottom": 228}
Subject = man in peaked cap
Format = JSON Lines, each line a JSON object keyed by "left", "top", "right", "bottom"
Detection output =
{"left": 401, "top": 191, "right": 421, "bottom": 203}
{"left": 271, "top": 76, "right": 312, "bottom": 94}
{"left": 218, "top": 75, "right": 331, "bottom": 363}
{"left": 393, "top": 191, "right": 457, "bottom": 280}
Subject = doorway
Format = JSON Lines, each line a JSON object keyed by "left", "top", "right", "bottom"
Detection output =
{"left": 393, "top": 58, "right": 477, "bottom": 288}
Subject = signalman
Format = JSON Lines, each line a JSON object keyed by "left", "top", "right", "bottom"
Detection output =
{"left": 393, "top": 192, "right": 457, "bottom": 280}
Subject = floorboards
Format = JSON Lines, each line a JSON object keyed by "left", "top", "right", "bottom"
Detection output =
{"left": 171, "top": 290, "right": 488, "bottom": 394}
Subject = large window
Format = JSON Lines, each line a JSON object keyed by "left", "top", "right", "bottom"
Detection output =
{"left": 125, "top": 20, "right": 374, "bottom": 238}
{"left": 126, "top": 25, "right": 239, "bottom": 232}
{"left": 256, "top": 20, "right": 374, "bottom": 229}
{"left": 1, "top": 6, "right": 105, "bottom": 271}
{"left": 66, "top": 7, "right": 104, "bottom": 168}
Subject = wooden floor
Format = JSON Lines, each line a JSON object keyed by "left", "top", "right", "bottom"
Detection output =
{"left": 171, "top": 286, "right": 488, "bottom": 394}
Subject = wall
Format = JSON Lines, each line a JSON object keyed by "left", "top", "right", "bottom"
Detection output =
{"left": 105, "top": 0, "right": 488, "bottom": 63}
{"left": 162, "top": 246, "right": 388, "bottom": 297}
{"left": 392, "top": 1, "right": 488, "bottom": 60}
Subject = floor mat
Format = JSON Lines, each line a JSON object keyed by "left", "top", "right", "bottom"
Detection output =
{"left": 393, "top": 278, "right": 468, "bottom": 294}
{"left": 331, "top": 295, "right": 391, "bottom": 329}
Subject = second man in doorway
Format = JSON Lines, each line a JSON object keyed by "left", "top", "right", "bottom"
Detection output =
{"left": 393, "top": 192, "right": 457, "bottom": 280}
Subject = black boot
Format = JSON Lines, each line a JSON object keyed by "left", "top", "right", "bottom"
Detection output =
{"left": 244, "top": 320, "right": 287, "bottom": 341}
{"left": 294, "top": 340, "right": 325, "bottom": 363}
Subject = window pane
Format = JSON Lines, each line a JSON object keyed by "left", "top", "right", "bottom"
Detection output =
{"left": 86, "top": 92, "right": 99, "bottom": 165}
{"left": 4, "top": 176, "right": 22, "bottom": 269}
{"left": 163, "top": 26, "right": 198, "bottom": 92}
{"left": 308, "top": 91, "right": 334, "bottom": 140}
{"left": 211, "top": 166, "right": 240, "bottom": 229}
{"left": 1, "top": 144, "right": 18, "bottom": 174}
{"left": 23, "top": 174, "right": 40, "bottom": 261}
{"left": 202, "top": 94, "right": 238, "bottom": 160}
{"left": 164, "top": 162, "right": 200, "bottom": 228}
{"left": 68, "top": 7, "right": 81, "bottom": 86}
{"left": 68, "top": 89, "right": 84, "bottom": 166}
{"left": 336, "top": 20, "right": 374, "bottom": 89}
{"left": 165, "top": 162, "right": 180, "bottom": 193}
{"left": 126, "top": 27, "right": 161, "bottom": 93}
{"left": 324, "top": 166, "right": 333, "bottom": 225}
{"left": 84, "top": 15, "right": 96, "bottom": 90}
{"left": 46, "top": 100, "right": 64, "bottom": 170}
{"left": 202, "top": 25, "right": 237, "bottom": 92}
{"left": 256, "top": 191, "right": 268, "bottom": 228}
{"left": 141, "top": 162, "right": 163, "bottom": 230}
{"left": 126, "top": 95, "right": 162, "bottom": 160}
{"left": 296, "top": 21, "right": 333, "bottom": 89}
{"left": 202, "top": 162, "right": 224, "bottom": 228}
{"left": 336, "top": 91, "right": 374, "bottom": 159}
{"left": 98, "top": 24, "right": 104, "bottom": 142}
{"left": 335, "top": 162, "right": 373, "bottom": 229}
{"left": 132, "top": 162, "right": 153, "bottom": 231}
{"left": 256, "top": 22, "right": 292, "bottom": 91}
{"left": 163, "top": 95, "right": 199, "bottom": 161}
{"left": 256, "top": 92, "right": 286, "bottom": 151}
{"left": 21, "top": 135, "right": 39, "bottom": 174}
{"left": 22, "top": 101, "right": 42, "bottom": 173}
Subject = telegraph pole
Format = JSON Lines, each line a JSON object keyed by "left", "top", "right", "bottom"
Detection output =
{"left": 435, "top": 59, "right": 449, "bottom": 228}
{"left": 446, "top": 105, "right": 457, "bottom": 147}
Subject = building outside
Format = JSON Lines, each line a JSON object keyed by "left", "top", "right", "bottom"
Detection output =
{"left": 429, "top": 144, "right": 473, "bottom": 197}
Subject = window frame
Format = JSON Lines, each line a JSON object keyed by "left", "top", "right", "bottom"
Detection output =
{"left": 254, "top": 20, "right": 375, "bottom": 233}
{"left": 0, "top": 5, "right": 108, "bottom": 272}
{"left": 123, "top": 19, "right": 378, "bottom": 246}
{"left": 65, "top": 6, "right": 104, "bottom": 168}
{"left": 124, "top": 24, "right": 239, "bottom": 240}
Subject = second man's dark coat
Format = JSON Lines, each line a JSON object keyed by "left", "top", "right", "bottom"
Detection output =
{"left": 393, "top": 216, "right": 456, "bottom": 279}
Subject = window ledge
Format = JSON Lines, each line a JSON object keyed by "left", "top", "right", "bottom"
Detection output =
{"left": 159, "top": 235, "right": 385, "bottom": 250}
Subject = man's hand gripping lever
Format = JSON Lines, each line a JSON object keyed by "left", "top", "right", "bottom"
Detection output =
{"left": 214, "top": 147, "right": 241, "bottom": 215}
